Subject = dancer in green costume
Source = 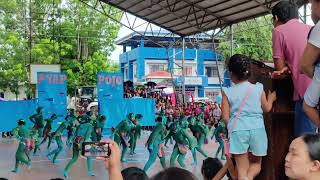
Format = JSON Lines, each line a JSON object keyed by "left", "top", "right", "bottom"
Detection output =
{"left": 29, "top": 107, "right": 44, "bottom": 138}
{"left": 39, "top": 114, "right": 57, "bottom": 149}
{"left": 11, "top": 119, "right": 32, "bottom": 173}
{"left": 188, "top": 116, "right": 208, "bottom": 165}
{"left": 29, "top": 107, "right": 44, "bottom": 155}
{"left": 66, "top": 109, "right": 79, "bottom": 146}
{"left": 91, "top": 115, "right": 106, "bottom": 142}
{"left": 30, "top": 127, "right": 41, "bottom": 155}
{"left": 63, "top": 116, "right": 94, "bottom": 178}
{"left": 46, "top": 118, "right": 70, "bottom": 163}
{"left": 211, "top": 120, "right": 227, "bottom": 160}
{"left": 129, "top": 114, "right": 142, "bottom": 155}
{"left": 159, "top": 110, "right": 167, "bottom": 125}
{"left": 166, "top": 119, "right": 195, "bottom": 168}
{"left": 143, "top": 116, "right": 167, "bottom": 171}
{"left": 113, "top": 113, "right": 134, "bottom": 162}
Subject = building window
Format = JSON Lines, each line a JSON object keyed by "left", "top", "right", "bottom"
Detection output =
{"left": 149, "top": 64, "right": 166, "bottom": 73}
{"left": 205, "top": 66, "right": 219, "bottom": 77}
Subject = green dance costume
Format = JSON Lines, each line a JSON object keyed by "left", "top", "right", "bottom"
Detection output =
{"left": 113, "top": 113, "right": 134, "bottom": 162}
{"left": 188, "top": 116, "right": 208, "bottom": 165}
{"left": 211, "top": 121, "right": 227, "bottom": 160}
{"left": 29, "top": 107, "right": 44, "bottom": 138}
{"left": 64, "top": 116, "right": 94, "bottom": 178}
{"left": 129, "top": 114, "right": 142, "bottom": 155}
{"left": 65, "top": 110, "right": 79, "bottom": 146}
{"left": 29, "top": 107, "right": 44, "bottom": 154}
{"left": 46, "top": 119, "right": 69, "bottom": 163}
{"left": 91, "top": 115, "right": 106, "bottom": 142}
{"left": 11, "top": 119, "right": 31, "bottom": 173}
{"left": 143, "top": 116, "right": 167, "bottom": 171}
{"left": 166, "top": 120, "right": 195, "bottom": 168}
{"left": 39, "top": 114, "right": 57, "bottom": 149}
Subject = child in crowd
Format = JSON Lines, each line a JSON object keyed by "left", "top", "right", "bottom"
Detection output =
{"left": 221, "top": 54, "right": 276, "bottom": 180}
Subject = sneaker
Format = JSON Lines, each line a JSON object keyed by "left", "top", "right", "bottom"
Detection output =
{"left": 88, "top": 172, "right": 95, "bottom": 176}
{"left": 63, "top": 170, "right": 69, "bottom": 178}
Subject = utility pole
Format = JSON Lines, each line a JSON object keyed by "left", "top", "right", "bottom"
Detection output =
{"left": 182, "top": 37, "right": 185, "bottom": 105}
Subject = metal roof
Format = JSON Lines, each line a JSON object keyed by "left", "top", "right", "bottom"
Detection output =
{"left": 100, "top": 0, "right": 308, "bottom": 36}
{"left": 115, "top": 31, "right": 217, "bottom": 47}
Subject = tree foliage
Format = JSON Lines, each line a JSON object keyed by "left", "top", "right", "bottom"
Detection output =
{"left": 0, "top": 0, "right": 121, "bottom": 98}
{"left": 218, "top": 17, "right": 273, "bottom": 61}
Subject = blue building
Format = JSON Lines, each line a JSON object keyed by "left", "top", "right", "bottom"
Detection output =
{"left": 116, "top": 31, "right": 228, "bottom": 99}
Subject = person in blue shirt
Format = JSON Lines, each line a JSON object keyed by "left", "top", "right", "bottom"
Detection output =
{"left": 221, "top": 54, "right": 276, "bottom": 180}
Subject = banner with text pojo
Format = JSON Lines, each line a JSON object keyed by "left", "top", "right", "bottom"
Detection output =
{"left": 37, "top": 72, "right": 67, "bottom": 128}
{"left": 97, "top": 72, "right": 123, "bottom": 102}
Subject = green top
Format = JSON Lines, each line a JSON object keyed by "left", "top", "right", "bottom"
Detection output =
{"left": 12, "top": 125, "right": 30, "bottom": 141}
{"left": 54, "top": 121, "right": 69, "bottom": 136}
{"left": 146, "top": 122, "right": 166, "bottom": 146}
{"left": 76, "top": 122, "right": 93, "bottom": 141}
{"left": 131, "top": 124, "right": 142, "bottom": 138}
{"left": 115, "top": 119, "right": 134, "bottom": 135}
{"left": 166, "top": 127, "right": 195, "bottom": 149}
{"left": 44, "top": 119, "right": 53, "bottom": 129}
{"left": 212, "top": 121, "right": 227, "bottom": 139}
{"left": 29, "top": 113, "right": 44, "bottom": 128}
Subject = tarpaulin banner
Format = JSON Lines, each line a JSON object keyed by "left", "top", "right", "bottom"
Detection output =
{"left": 97, "top": 72, "right": 123, "bottom": 103}
{"left": 37, "top": 72, "right": 67, "bottom": 128}
{"left": 100, "top": 98, "right": 156, "bottom": 128}
{"left": 0, "top": 100, "right": 37, "bottom": 132}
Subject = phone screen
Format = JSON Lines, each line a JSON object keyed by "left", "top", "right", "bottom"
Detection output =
{"left": 82, "top": 142, "right": 111, "bottom": 157}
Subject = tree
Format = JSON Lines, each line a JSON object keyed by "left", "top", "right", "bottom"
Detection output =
{"left": 218, "top": 16, "right": 273, "bottom": 61}
{"left": 0, "top": 0, "right": 121, "bottom": 98}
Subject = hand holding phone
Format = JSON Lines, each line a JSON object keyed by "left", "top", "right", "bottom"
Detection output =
{"left": 81, "top": 142, "right": 111, "bottom": 158}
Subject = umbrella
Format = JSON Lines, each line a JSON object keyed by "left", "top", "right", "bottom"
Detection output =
{"left": 155, "top": 85, "right": 167, "bottom": 89}
{"left": 87, "top": 101, "right": 98, "bottom": 111}
{"left": 145, "top": 81, "right": 157, "bottom": 87}
{"left": 163, "top": 87, "right": 174, "bottom": 95}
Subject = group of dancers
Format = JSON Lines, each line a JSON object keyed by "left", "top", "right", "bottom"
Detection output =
{"left": 113, "top": 105, "right": 227, "bottom": 172}
{"left": 10, "top": 103, "right": 227, "bottom": 177}
{"left": 11, "top": 107, "right": 106, "bottom": 177}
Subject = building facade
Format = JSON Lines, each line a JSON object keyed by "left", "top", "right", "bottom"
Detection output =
{"left": 117, "top": 32, "right": 229, "bottom": 99}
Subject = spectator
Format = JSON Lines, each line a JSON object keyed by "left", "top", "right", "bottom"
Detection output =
{"left": 201, "top": 157, "right": 222, "bottom": 180}
{"left": 222, "top": 54, "right": 276, "bottom": 180}
{"left": 121, "top": 167, "right": 149, "bottom": 180}
{"left": 300, "top": 0, "right": 320, "bottom": 128}
{"left": 213, "top": 156, "right": 238, "bottom": 180}
{"left": 285, "top": 134, "right": 320, "bottom": 180}
{"left": 271, "top": 0, "right": 316, "bottom": 136}
{"left": 151, "top": 167, "right": 198, "bottom": 180}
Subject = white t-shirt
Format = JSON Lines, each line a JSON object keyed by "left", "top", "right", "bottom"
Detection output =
{"left": 308, "top": 21, "right": 320, "bottom": 78}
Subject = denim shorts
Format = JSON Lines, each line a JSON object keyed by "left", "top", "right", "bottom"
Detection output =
{"left": 294, "top": 100, "right": 317, "bottom": 137}
{"left": 230, "top": 128, "right": 267, "bottom": 156}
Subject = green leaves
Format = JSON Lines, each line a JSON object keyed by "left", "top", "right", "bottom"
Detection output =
{"left": 0, "top": 0, "right": 121, "bottom": 97}
{"left": 219, "top": 16, "right": 273, "bottom": 61}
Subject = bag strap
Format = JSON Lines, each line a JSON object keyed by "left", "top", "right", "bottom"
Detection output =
{"left": 228, "top": 83, "right": 253, "bottom": 135}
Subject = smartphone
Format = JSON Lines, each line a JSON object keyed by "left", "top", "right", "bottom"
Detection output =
{"left": 81, "top": 142, "right": 111, "bottom": 158}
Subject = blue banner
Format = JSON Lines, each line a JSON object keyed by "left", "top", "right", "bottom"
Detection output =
{"left": 97, "top": 72, "right": 123, "bottom": 102}
{"left": 0, "top": 100, "right": 37, "bottom": 132}
{"left": 100, "top": 98, "right": 156, "bottom": 128}
{"left": 37, "top": 72, "right": 67, "bottom": 127}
